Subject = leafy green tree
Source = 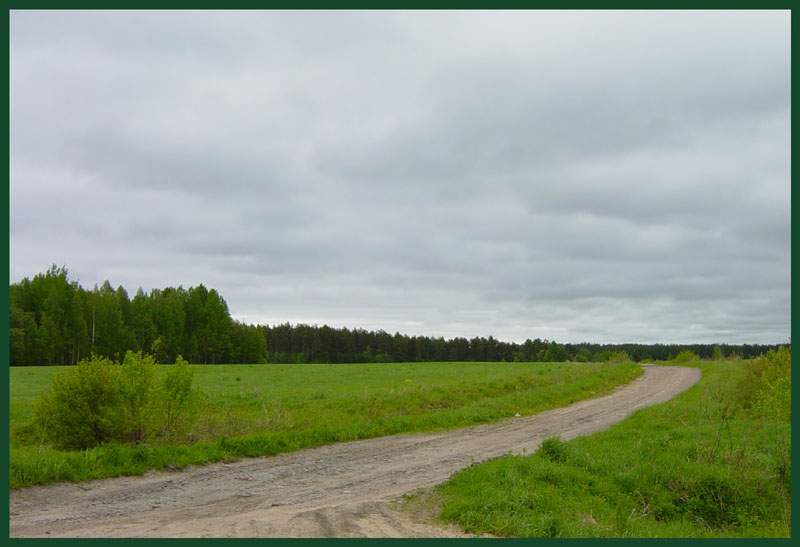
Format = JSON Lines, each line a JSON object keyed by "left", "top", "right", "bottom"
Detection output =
{"left": 116, "top": 286, "right": 133, "bottom": 326}
{"left": 449, "top": 337, "right": 470, "bottom": 361}
{"left": 67, "top": 294, "right": 91, "bottom": 364}
{"left": 183, "top": 285, "right": 208, "bottom": 362}
{"left": 115, "top": 286, "right": 138, "bottom": 354}
{"left": 524, "top": 338, "right": 547, "bottom": 361}
{"left": 230, "top": 322, "right": 267, "bottom": 363}
{"left": 544, "top": 341, "right": 568, "bottom": 362}
{"left": 197, "top": 289, "right": 231, "bottom": 363}
{"left": 8, "top": 308, "right": 28, "bottom": 366}
{"left": 130, "top": 288, "right": 157, "bottom": 354}
{"left": 153, "top": 288, "right": 186, "bottom": 363}
{"left": 41, "top": 286, "right": 68, "bottom": 364}
{"left": 91, "top": 281, "right": 125, "bottom": 360}
{"left": 184, "top": 334, "right": 199, "bottom": 364}
{"left": 9, "top": 304, "right": 44, "bottom": 366}
{"left": 40, "top": 313, "right": 63, "bottom": 366}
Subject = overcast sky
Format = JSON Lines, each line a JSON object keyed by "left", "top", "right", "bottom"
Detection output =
{"left": 9, "top": 10, "right": 791, "bottom": 344}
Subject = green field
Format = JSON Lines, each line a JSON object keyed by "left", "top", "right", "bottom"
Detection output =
{"left": 10, "top": 360, "right": 642, "bottom": 488}
{"left": 419, "top": 358, "right": 791, "bottom": 538}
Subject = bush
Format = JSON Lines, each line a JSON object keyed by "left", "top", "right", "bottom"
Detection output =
{"left": 604, "top": 351, "right": 631, "bottom": 364}
{"left": 120, "top": 350, "right": 159, "bottom": 442}
{"left": 34, "top": 352, "right": 201, "bottom": 450}
{"left": 737, "top": 346, "right": 791, "bottom": 422}
{"left": 34, "top": 355, "right": 127, "bottom": 449}
{"left": 671, "top": 472, "right": 759, "bottom": 529}
{"left": 592, "top": 350, "right": 631, "bottom": 363}
{"left": 538, "top": 436, "right": 572, "bottom": 463}
{"left": 672, "top": 350, "right": 700, "bottom": 363}
{"left": 153, "top": 356, "right": 202, "bottom": 440}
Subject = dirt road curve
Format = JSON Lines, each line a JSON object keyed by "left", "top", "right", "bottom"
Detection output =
{"left": 10, "top": 364, "right": 700, "bottom": 538}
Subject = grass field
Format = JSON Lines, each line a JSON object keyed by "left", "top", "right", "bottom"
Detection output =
{"left": 9, "top": 360, "right": 642, "bottom": 488}
{"left": 421, "top": 359, "right": 791, "bottom": 538}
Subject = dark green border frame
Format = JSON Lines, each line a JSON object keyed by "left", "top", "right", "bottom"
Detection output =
{"left": 3, "top": 7, "right": 793, "bottom": 545}
{"left": 4, "top": 4, "right": 11, "bottom": 543}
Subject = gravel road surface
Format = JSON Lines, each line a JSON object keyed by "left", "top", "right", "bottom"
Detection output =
{"left": 9, "top": 364, "right": 700, "bottom": 538}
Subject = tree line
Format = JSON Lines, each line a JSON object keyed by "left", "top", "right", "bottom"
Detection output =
{"left": 261, "top": 324, "right": 777, "bottom": 364}
{"left": 9, "top": 266, "right": 265, "bottom": 366}
{"left": 9, "top": 266, "right": 782, "bottom": 366}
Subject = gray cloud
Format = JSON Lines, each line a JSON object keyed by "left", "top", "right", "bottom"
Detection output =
{"left": 9, "top": 10, "right": 790, "bottom": 344}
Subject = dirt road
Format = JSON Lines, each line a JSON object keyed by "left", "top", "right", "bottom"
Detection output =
{"left": 9, "top": 364, "right": 700, "bottom": 538}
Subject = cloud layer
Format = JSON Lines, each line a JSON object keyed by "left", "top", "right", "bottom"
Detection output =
{"left": 10, "top": 10, "right": 791, "bottom": 343}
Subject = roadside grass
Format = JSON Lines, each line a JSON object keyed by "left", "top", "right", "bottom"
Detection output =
{"left": 10, "top": 360, "right": 641, "bottom": 488}
{"left": 428, "top": 359, "right": 791, "bottom": 538}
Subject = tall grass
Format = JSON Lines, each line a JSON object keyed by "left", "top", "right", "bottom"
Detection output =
{"left": 10, "top": 360, "right": 641, "bottom": 488}
{"left": 430, "top": 358, "right": 791, "bottom": 538}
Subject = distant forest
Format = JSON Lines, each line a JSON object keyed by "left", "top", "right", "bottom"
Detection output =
{"left": 9, "top": 266, "right": 782, "bottom": 366}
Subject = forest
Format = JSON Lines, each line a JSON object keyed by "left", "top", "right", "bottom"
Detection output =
{"left": 9, "top": 266, "right": 781, "bottom": 366}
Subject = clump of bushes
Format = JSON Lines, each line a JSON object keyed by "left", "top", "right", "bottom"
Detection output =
{"left": 737, "top": 345, "right": 791, "bottom": 422}
{"left": 34, "top": 351, "right": 202, "bottom": 450}
{"left": 538, "top": 436, "right": 572, "bottom": 463}
{"left": 603, "top": 351, "right": 631, "bottom": 364}
{"left": 671, "top": 350, "right": 701, "bottom": 363}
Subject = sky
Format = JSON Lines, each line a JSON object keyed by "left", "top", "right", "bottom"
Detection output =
{"left": 9, "top": 10, "right": 791, "bottom": 345}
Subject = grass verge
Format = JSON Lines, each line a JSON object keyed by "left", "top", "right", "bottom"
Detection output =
{"left": 10, "top": 360, "right": 641, "bottom": 488}
{"left": 427, "top": 359, "right": 790, "bottom": 538}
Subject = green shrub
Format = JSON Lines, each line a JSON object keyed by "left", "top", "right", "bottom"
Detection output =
{"left": 34, "top": 355, "right": 127, "bottom": 449}
{"left": 592, "top": 350, "right": 631, "bottom": 363}
{"left": 34, "top": 352, "right": 201, "bottom": 450}
{"left": 152, "top": 356, "right": 202, "bottom": 440}
{"left": 120, "top": 350, "right": 159, "bottom": 442}
{"left": 605, "top": 351, "right": 631, "bottom": 364}
{"left": 737, "top": 346, "right": 791, "bottom": 422}
{"left": 669, "top": 468, "right": 769, "bottom": 531}
{"left": 538, "top": 436, "right": 572, "bottom": 463}
{"left": 672, "top": 350, "right": 700, "bottom": 363}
